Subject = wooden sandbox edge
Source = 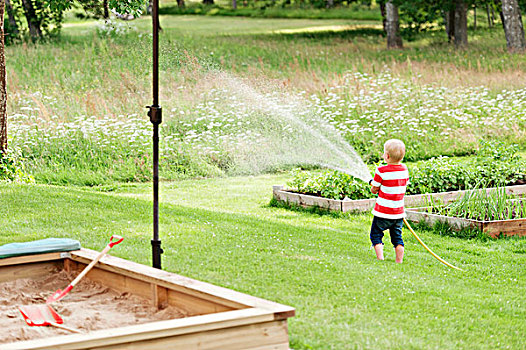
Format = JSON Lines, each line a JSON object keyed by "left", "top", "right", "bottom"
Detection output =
{"left": 2, "top": 308, "right": 285, "bottom": 350}
{"left": 0, "top": 252, "right": 65, "bottom": 267}
{"left": 69, "top": 249, "right": 295, "bottom": 318}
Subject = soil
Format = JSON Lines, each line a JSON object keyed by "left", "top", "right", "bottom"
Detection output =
{"left": 0, "top": 268, "right": 188, "bottom": 344}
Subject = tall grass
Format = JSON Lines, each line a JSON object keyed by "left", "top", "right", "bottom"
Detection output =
{"left": 6, "top": 15, "right": 526, "bottom": 185}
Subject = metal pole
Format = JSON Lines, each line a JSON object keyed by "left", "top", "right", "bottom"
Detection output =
{"left": 148, "top": 0, "right": 162, "bottom": 269}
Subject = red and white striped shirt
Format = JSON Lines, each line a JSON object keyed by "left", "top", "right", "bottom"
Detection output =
{"left": 371, "top": 164, "right": 409, "bottom": 219}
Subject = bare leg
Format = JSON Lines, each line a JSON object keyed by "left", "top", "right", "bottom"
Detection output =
{"left": 395, "top": 245, "right": 404, "bottom": 263}
{"left": 374, "top": 244, "right": 384, "bottom": 260}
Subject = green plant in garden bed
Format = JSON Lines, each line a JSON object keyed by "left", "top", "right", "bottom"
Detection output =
{"left": 288, "top": 168, "right": 372, "bottom": 200}
{"left": 408, "top": 140, "right": 526, "bottom": 194}
{"left": 423, "top": 184, "right": 526, "bottom": 221}
{"left": 288, "top": 140, "right": 526, "bottom": 200}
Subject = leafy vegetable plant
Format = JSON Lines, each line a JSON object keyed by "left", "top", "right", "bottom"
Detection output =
{"left": 424, "top": 183, "right": 526, "bottom": 221}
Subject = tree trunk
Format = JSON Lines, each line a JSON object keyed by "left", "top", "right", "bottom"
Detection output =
{"left": 203, "top": 0, "right": 214, "bottom": 4}
{"left": 103, "top": 0, "right": 110, "bottom": 19}
{"left": 177, "top": 0, "right": 185, "bottom": 7}
{"left": 446, "top": 9, "right": 455, "bottom": 43}
{"left": 491, "top": 6, "right": 496, "bottom": 25}
{"left": 501, "top": 0, "right": 526, "bottom": 51}
{"left": 385, "top": 0, "right": 402, "bottom": 49}
{"left": 147, "top": 0, "right": 152, "bottom": 14}
{"left": 473, "top": 4, "right": 477, "bottom": 30}
{"left": 380, "top": 2, "right": 387, "bottom": 32}
{"left": 5, "top": 0, "right": 19, "bottom": 39}
{"left": 486, "top": 3, "right": 493, "bottom": 27}
{"left": 21, "top": 0, "right": 42, "bottom": 41}
{"left": 454, "top": 0, "right": 468, "bottom": 47}
{"left": 0, "top": 0, "right": 6, "bottom": 154}
{"left": 233, "top": 0, "right": 237, "bottom": 9}
{"left": 326, "top": 0, "right": 333, "bottom": 8}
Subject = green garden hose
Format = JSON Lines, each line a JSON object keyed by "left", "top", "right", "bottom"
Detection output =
{"left": 403, "top": 218, "right": 463, "bottom": 271}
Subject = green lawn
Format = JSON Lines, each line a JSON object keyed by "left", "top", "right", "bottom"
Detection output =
{"left": 2, "top": 175, "right": 525, "bottom": 349}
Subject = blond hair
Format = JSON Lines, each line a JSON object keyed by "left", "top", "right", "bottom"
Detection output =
{"left": 384, "top": 139, "right": 406, "bottom": 162}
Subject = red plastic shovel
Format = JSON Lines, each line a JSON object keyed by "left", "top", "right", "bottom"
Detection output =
{"left": 46, "top": 235, "right": 124, "bottom": 304}
{"left": 19, "top": 304, "right": 80, "bottom": 333}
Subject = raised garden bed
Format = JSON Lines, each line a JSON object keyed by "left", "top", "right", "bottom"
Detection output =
{"left": 405, "top": 206, "right": 526, "bottom": 238}
{"left": 273, "top": 184, "right": 526, "bottom": 213}
{"left": 1, "top": 249, "right": 295, "bottom": 349}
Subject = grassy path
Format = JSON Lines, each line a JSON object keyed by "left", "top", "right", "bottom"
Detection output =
{"left": 1, "top": 176, "right": 525, "bottom": 349}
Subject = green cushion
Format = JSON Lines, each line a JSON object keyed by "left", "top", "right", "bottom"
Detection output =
{"left": 0, "top": 238, "right": 81, "bottom": 258}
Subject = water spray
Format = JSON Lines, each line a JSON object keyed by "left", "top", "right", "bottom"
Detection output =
{"left": 365, "top": 178, "right": 463, "bottom": 271}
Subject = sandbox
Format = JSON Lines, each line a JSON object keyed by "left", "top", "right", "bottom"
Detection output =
{"left": 0, "top": 249, "right": 294, "bottom": 349}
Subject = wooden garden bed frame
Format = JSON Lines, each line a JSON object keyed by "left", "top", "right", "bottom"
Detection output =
{"left": 405, "top": 206, "right": 526, "bottom": 238}
{"left": 273, "top": 184, "right": 526, "bottom": 213}
{"left": 1, "top": 249, "right": 295, "bottom": 350}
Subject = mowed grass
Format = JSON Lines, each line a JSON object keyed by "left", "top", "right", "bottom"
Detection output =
{"left": 1, "top": 176, "right": 525, "bottom": 349}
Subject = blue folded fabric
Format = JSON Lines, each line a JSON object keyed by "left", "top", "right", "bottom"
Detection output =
{"left": 0, "top": 238, "right": 81, "bottom": 258}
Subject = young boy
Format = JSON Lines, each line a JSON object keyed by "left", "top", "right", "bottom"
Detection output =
{"left": 369, "top": 139, "right": 409, "bottom": 263}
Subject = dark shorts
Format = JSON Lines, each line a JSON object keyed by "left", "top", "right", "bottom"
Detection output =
{"left": 370, "top": 216, "right": 404, "bottom": 247}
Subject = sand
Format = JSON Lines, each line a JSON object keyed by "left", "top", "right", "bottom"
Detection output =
{"left": 0, "top": 268, "right": 188, "bottom": 344}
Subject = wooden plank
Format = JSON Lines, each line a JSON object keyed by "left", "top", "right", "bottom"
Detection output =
{"left": 0, "top": 261, "right": 62, "bottom": 283}
{"left": 69, "top": 250, "right": 295, "bottom": 317}
{"left": 407, "top": 207, "right": 526, "bottom": 238}
{"left": 63, "top": 258, "right": 78, "bottom": 274}
{"left": 83, "top": 264, "right": 129, "bottom": 294}
{"left": 0, "top": 252, "right": 64, "bottom": 267}
{"left": 275, "top": 190, "right": 341, "bottom": 211}
{"left": 483, "top": 218, "right": 526, "bottom": 238}
{"left": 93, "top": 320, "right": 289, "bottom": 350}
{"left": 405, "top": 209, "right": 482, "bottom": 231}
{"left": 341, "top": 198, "right": 375, "bottom": 212}
{"left": 2, "top": 308, "right": 278, "bottom": 350}
{"left": 166, "top": 289, "right": 234, "bottom": 316}
{"left": 276, "top": 184, "right": 526, "bottom": 213}
{"left": 152, "top": 284, "right": 168, "bottom": 309}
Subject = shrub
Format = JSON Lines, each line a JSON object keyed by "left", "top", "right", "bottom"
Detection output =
{"left": 0, "top": 148, "right": 34, "bottom": 183}
{"left": 288, "top": 168, "right": 371, "bottom": 200}
{"left": 288, "top": 141, "right": 526, "bottom": 200}
{"left": 408, "top": 140, "right": 526, "bottom": 194}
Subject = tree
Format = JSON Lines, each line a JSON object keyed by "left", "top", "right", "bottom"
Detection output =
{"left": 454, "top": 0, "right": 468, "bottom": 47}
{"left": 0, "top": 0, "right": 146, "bottom": 154}
{"left": 0, "top": 0, "right": 6, "bottom": 154}
{"left": 446, "top": 6, "right": 455, "bottom": 42}
{"left": 5, "top": 0, "right": 19, "bottom": 42}
{"left": 386, "top": 0, "right": 403, "bottom": 48}
{"left": 379, "top": 1, "right": 387, "bottom": 32}
{"left": 501, "top": 0, "right": 526, "bottom": 51}
{"left": 21, "top": 0, "right": 43, "bottom": 41}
